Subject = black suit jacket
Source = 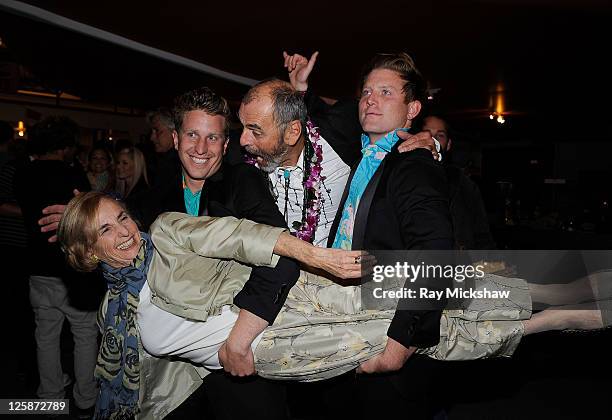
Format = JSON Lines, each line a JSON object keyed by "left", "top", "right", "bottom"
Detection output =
{"left": 137, "top": 161, "right": 299, "bottom": 324}
{"left": 445, "top": 165, "right": 496, "bottom": 249}
{"left": 329, "top": 148, "right": 453, "bottom": 251}
{"left": 304, "top": 90, "right": 454, "bottom": 347}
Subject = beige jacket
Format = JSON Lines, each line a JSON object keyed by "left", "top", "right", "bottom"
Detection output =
{"left": 99, "top": 213, "right": 285, "bottom": 419}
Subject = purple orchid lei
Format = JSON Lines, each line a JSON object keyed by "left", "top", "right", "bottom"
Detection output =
{"left": 244, "top": 119, "right": 325, "bottom": 243}
{"left": 297, "top": 120, "right": 325, "bottom": 242}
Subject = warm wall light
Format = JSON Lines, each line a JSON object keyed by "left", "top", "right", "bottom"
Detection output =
{"left": 17, "top": 121, "right": 25, "bottom": 137}
{"left": 488, "top": 82, "right": 508, "bottom": 124}
{"left": 495, "top": 83, "right": 505, "bottom": 115}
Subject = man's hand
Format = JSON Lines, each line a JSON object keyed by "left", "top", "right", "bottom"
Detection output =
{"left": 38, "top": 189, "right": 80, "bottom": 243}
{"left": 218, "top": 309, "right": 268, "bottom": 376}
{"left": 283, "top": 51, "right": 319, "bottom": 92}
{"left": 357, "top": 338, "right": 416, "bottom": 374}
{"left": 218, "top": 340, "right": 256, "bottom": 377}
{"left": 397, "top": 131, "right": 441, "bottom": 161}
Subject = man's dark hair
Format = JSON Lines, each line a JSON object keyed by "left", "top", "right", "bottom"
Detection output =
{"left": 88, "top": 142, "right": 113, "bottom": 162}
{"left": 360, "top": 52, "right": 427, "bottom": 104}
{"left": 417, "top": 103, "right": 453, "bottom": 139}
{"left": 427, "top": 114, "right": 451, "bottom": 134}
{"left": 172, "top": 87, "right": 231, "bottom": 135}
{"left": 28, "top": 116, "right": 79, "bottom": 156}
{"left": 243, "top": 78, "right": 307, "bottom": 136}
{"left": 146, "top": 107, "right": 175, "bottom": 131}
{"left": 0, "top": 120, "right": 13, "bottom": 145}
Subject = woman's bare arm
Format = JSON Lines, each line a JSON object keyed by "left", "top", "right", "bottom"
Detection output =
{"left": 274, "top": 232, "right": 374, "bottom": 279}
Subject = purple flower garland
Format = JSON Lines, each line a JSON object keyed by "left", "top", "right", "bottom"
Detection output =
{"left": 296, "top": 120, "right": 325, "bottom": 242}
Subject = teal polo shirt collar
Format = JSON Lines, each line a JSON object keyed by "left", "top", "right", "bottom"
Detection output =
{"left": 182, "top": 174, "right": 202, "bottom": 216}
{"left": 360, "top": 128, "right": 408, "bottom": 154}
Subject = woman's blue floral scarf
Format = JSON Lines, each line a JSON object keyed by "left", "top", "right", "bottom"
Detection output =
{"left": 94, "top": 233, "right": 153, "bottom": 419}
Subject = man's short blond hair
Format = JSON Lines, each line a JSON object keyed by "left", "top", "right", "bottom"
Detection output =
{"left": 361, "top": 52, "right": 427, "bottom": 104}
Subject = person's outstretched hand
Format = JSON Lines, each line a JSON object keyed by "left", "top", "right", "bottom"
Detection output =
{"left": 309, "top": 248, "right": 376, "bottom": 279}
{"left": 283, "top": 51, "right": 319, "bottom": 92}
{"left": 38, "top": 189, "right": 81, "bottom": 243}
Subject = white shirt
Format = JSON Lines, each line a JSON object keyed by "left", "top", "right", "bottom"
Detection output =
{"left": 268, "top": 134, "right": 350, "bottom": 247}
{"left": 137, "top": 282, "right": 263, "bottom": 369}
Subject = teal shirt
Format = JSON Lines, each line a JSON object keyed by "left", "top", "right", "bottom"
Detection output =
{"left": 182, "top": 175, "right": 202, "bottom": 216}
{"left": 332, "top": 129, "right": 404, "bottom": 249}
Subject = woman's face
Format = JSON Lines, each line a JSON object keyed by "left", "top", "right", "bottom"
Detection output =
{"left": 91, "top": 199, "right": 141, "bottom": 268}
{"left": 90, "top": 150, "right": 110, "bottom": 174}
{"left": 116, "top": 152, "right": 135, "bottom": 180}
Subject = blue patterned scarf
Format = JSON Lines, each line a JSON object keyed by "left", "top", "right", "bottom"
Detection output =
{"left": 94, "top": 233, "right": 153, "bottom": 420}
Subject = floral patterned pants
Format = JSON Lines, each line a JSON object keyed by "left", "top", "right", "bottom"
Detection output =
{"left": 254, "top": 273, "right": 532, "bottom": 381}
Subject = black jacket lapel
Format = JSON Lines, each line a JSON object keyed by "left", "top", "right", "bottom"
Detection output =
{"left": 351, "top": 159, "right": 385, "bottom": 250}
{"left": 164, "top": 171, "right": 187, "bottom": 214}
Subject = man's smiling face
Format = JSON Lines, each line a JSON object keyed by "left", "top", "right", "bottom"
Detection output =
{"left": 173, "top": 110, "right": 228, "bottom": 192}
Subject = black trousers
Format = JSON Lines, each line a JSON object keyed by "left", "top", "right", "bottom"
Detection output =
{"left": 354, "top": 355, "right": 447, "bottom": 420}
{"left": 0, "top": 245, "right": 36, "bottom": 397}
{"left": 165, "top": 370, "right": 288, "bottom": 420}
{"left": 165, "top": 356, "right": 445, "bottom": 420}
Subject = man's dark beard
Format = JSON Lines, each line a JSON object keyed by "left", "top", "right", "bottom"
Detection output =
{"left": 245, "top": 138, "right": 289, "bottom": 173}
